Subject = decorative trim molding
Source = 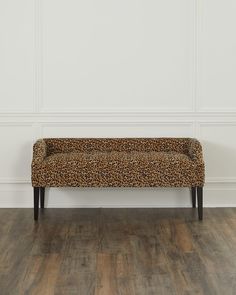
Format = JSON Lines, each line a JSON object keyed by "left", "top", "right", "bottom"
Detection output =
{"left": 34, "top": 0, "right": 42, "bottom": 113}
{"left": 198, "top": 107, "right": 236, "bottom": 113}
{"left": 193, "top": 0, "right": 198, "bottom": 113}
{"left": 198, "top": 121, "right": 236, "bottom": 126}
{"left": 0, "top": 109, "right": 35, "bottom": 114}
{"left": 1, "top": 110, "right": 235, "bottom": 119}
{"left": 0, "top": 122, "right": 34, "bottom": 126}
{"left": 40, "top": 121, "right": 195, "bottom": 126}
{"left": 0, "top": 111, "right": 236, "bottom": 118}
{"left": 39, "top": 107, "right": 196, "bottom": 113}
{"left": 206, "top": 177, "right": 236, "bottom": 184}
{"left": 0, "top": 178, "right": 30, "bottom": 184}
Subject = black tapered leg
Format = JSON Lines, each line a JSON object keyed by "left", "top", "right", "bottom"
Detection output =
{"left": 34, "top": 187, "right": 39, "bottom": 221}
{"left": 40, "top": 187, "right": 45, "bottom": 209}
{"left": 191, "top": 186, "right": 196, "bottom": 208}
{"left": 197, "top": 186, "right": 203, "bottom": 221}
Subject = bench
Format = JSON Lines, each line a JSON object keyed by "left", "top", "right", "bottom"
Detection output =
{"left": 31, "top": 138, "right": 205, "bottom": 221}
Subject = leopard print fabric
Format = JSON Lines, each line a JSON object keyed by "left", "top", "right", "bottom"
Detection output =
{"left": 31, "top": 138, "right": 205, "bottom": 187}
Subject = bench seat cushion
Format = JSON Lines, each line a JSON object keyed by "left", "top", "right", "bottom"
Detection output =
{"left": 32, "top": 150, "right": 203, "bottom": 187}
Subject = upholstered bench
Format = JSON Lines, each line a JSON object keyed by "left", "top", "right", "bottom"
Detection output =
{"left": 31, "top": 138, "right": 205, "bottom": 221}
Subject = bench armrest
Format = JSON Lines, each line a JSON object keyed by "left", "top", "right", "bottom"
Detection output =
{"left": 188, "top": 139, "right": 204, "bottom": 164}
{"left": 32, "top": 139, "right": 47, "bottom": 166}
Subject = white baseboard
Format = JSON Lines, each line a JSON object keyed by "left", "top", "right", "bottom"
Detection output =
{"left": 0, "top": 184, "right": 236, "bottom": 208}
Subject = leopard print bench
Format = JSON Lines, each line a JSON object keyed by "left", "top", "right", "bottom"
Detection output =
{"left": 31, "top": 138, "right": 205, "bottom": 221}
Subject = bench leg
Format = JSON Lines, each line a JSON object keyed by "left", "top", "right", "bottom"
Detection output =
{"left": 40, "top": 187, "right": 45, "bottom": 209}
{"left": 197, "top": 186, "right": 203, "bottom": 221}
{"left": 34, "top": 187, "right": 39, "bottom": 221}
{"left": 191, "top": 186, "right": 196, "bottom": 208}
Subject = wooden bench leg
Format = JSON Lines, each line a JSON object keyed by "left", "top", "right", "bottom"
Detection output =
{"left": 197, "top": 186, "right": 203, "bottom": 221}
{"left": 40, "top": 187, "right": 45, "bottom": 209}
{"left": 34, "top": 187, "right": 39, "bottom": 221}
{"left": 191, "top": 186, "right": 196, "bottom": 208}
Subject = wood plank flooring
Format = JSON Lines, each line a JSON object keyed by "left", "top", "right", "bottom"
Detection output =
{"left": 0, "top": 208, "right": 236, "bottom": 295}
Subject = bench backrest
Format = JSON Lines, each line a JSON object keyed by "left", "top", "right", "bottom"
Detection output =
{"left": 44, "top": 138, "right": 191, "bottom": 155}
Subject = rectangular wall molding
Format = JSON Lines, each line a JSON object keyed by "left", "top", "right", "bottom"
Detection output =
{"left": 196, "top": 0, "right": 236, "bottom": 112}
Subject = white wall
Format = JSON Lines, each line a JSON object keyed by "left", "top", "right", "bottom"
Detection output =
{"left": 0, "top": 0, "right": 236, "bottom": 208}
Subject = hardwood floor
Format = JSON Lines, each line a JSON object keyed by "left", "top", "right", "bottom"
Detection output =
{"left": 0, "top": 208, "right": 236, "bottom": 295}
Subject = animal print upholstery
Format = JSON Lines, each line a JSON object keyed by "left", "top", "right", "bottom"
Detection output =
{"left": 31, "top": 138, "right": 205, "bottom": 187}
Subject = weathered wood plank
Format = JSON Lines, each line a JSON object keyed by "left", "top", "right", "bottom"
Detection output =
{"left": 0, "top": 208, "right": 235, "bottom": 295}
